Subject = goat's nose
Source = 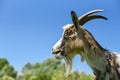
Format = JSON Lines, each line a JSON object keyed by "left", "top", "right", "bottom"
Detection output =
{"left": 52, "top": 48, "right": 56, "bottom": 54}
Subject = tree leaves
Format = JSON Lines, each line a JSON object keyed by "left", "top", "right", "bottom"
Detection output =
{"left": 0, "top": 57, "right": 93, "bottom": 80}
{"left": 0, "top": 58, "right": 17, "bottom": 79}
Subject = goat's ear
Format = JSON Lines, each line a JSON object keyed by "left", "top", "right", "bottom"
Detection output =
{"left": 71, "top": 11, "right": 81, "bottom": 31}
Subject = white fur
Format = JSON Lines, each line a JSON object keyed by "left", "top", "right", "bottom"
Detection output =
{"left": 114, "top": 52, "right": 120, "bottom": 71}
{"left": 53, "top": 38, "right": 62, "bottom": 50}
{"left": 53, "top": 24, "right": 72, "bottom": 50}
{"left": 63, "top": 24, "right": 72, "bottom": 30}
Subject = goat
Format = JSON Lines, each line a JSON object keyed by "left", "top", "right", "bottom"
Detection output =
{"left": 52, "top": 10, "right": 120, "bottom": 80}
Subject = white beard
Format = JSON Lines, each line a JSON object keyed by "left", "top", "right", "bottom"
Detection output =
{"left": 64, "top": 55, "right": 73, "bottom": 77}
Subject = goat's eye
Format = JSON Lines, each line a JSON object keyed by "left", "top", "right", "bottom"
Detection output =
{"left": 64, "top": 30, "right": 73, "bottom": 36}
{"left": 64, "top": 32, "right": 70, "bottom": 39}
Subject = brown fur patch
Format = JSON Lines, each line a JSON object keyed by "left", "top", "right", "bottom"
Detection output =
{"left": 64, "top": 26, "right": 76, "bottom": 37}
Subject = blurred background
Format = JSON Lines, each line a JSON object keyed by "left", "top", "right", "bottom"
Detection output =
{"left": 0, "top": 0, "right": 119, "bottom": 79}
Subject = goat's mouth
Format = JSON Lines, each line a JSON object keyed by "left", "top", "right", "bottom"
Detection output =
{"left": 52, "top": 49, "right": 64, "bottom": 59}
{"left": 52, "top": 49, "right": 73, "bottom": 77}
{"left": 55, "top": 52, "right": 64, "bottom": 59}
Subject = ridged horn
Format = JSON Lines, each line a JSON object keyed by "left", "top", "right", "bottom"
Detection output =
{"left": 79, "top": 10, "right": 108, "bottom": 25}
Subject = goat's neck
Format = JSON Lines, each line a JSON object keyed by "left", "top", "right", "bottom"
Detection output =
{"left": 80, "top": 30, "right": 108, "bottom": 72}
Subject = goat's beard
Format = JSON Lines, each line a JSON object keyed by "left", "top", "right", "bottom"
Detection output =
{"left": 64, "top": 55, "right": 73, "bottom": 77}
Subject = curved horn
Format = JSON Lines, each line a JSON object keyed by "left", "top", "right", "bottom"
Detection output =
{"left": 79, "top": 9, "right": 108, "bottom": 25}
{"left": 80, "top": 15, "right": 108, "bottom": 25}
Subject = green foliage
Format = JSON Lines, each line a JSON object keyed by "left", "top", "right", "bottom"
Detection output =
{"left": 1, "top": 75, "right": 15, "bottom": 80}
{"left": 0, "top": 57, "right": 93, "bottom": 80}
{"left": 22, "top": 58, "right": 65, "bottom": 75}
{"left": 35, "top": 73, "right": 51, "bottom": 80}
{"left": 0, "top": 58, "right": 17, "bottom": 79}
{"left": 17, "top": 58, "right": 93, "bottom": 80}
{"left": 0, "top": 58, "right": 9, "bottom": 69}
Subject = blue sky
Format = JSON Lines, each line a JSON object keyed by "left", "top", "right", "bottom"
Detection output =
{"left": 0, "top": 0, "right": 120, "bottom": 73}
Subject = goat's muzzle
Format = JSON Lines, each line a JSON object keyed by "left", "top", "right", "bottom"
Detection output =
{"left": 52, "top": 48, "right": 64, "bottom": 59}
{"left": 52, "top": 48, "right": 73, "bottom": 76}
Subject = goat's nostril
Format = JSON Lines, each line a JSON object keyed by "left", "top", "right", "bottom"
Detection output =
{"left": 52, "top": 49, "right": 55, "bottom": 54}
{"left": 52, "top": 48, "right": 57, "bottom": 54}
